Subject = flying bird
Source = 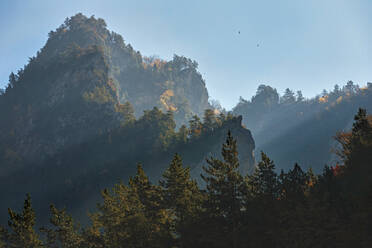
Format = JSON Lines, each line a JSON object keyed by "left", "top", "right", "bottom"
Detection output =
{"left": 238, "top": 31, "right": 240, "bottom": 34}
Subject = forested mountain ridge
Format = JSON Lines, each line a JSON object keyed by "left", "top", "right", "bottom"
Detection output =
{"left": 42, "top": 13, "right": 210, "bottom": 121}
{"left": 0, "top": 44, "right": 125, "bottom": 168}
{"left": 233, "top": 82, "right": 372, "bottom": 171}
{"left": 0, "top": 13, "right": 256, "bottom": 223}
{"left": 0, "top": 13, "right": 211, "bottom": 166}
{"left": 1, "top": 109, "right": 371, "bottom": 247}
{"left": 0, "top": 111, "right": 255, "bottom": 225}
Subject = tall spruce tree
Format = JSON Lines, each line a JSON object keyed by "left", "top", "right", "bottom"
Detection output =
{"left": 201, "top": 131, "right": 243, "bottom": 248}
{"left": 250, "top": 152, "right": 278, "bottom": 200}
{"left": 41, "top": 205, "right": 83, "bottom": 248}
{"left": 160, "top": 154, "right": 203, "bottom": 247}
{"left": 128, "top": 164, "right": 172, "bottom": 247}
{"left": 279, "top": 163, "right": 308, "bottom": 202}
{"left": 6, "top": 194, "right": 43, "bottom": 248}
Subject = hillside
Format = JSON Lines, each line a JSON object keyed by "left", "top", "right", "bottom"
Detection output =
{"left": 233, "top": 82, "right": 372, "bottom": 171}
{"left": 0, "top": 14, "right": 255, "bottom": 224}
{"left": 0, "top": 13, "right": 212, "bottom": 166}
{"left": 1, "top": 109, "right": 371, "bottom": 247}
{"left": 43, "top": 13, "right": 210, "bottom": 122}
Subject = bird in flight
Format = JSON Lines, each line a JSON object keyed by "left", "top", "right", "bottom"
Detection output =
{"left": 238, "top": 31, "right": 240, "bottom": 34}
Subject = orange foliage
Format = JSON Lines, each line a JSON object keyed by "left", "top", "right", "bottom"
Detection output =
{"left": 142, "top": 57, "right": 167, "bottom": 70}
{"left": 318, "top": 95, "right": 328, "bottom": 103}
{"left": 331, "top": 164, "right": 344, "bottom": 176}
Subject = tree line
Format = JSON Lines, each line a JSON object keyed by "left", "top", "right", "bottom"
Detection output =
{"left": 0, "top": 108, "right": 371, "bottom": 247}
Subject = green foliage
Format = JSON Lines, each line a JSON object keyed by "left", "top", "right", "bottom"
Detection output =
{"left": 5, "top": 194, "right": 43, "bottom": 248}
{"left": 233, "top": 82, "right": 372, "bottom": 172}
{"left": 88, "top": 164, "right": 172, "bottom": 248}
{"left": 160, "top": 154, "right": 202, "bottom": 243}
{"left": 41, "top": 205, "right": 83, "bottom": 248}
{"left": 201, "top": 131, "right": 244, "bottom": 248}
{"left": 1, "top": 109, "right": 372, "bottom": 247}
{"left": 203, "top": 109, "right": 217, "bottom": 131}
{"left": 83, "top": 85, "right": 115, "bottom": 104}
{"left": 249, "top": 152, "right": 278, "bottom": 200}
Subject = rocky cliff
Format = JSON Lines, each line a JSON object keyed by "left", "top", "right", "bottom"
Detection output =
{"left": 0, "top": 14, "right": 256, "bottom": 224}
{"left": 0, "top": 13, "right": 211, "bottom": 165}
{"left": 42, "top": 13, "right": 210, "bottom": 122}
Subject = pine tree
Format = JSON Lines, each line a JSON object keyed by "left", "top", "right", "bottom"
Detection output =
{"left": 201, "top": 131, "right": 243, "bottom": 248}
{"left": 0, "top": 226, "right": 8, "bottom": 248}
{"left": 160, "top": 154, "right": 201, "bottom": 219}
{"left": 189, "top": 115, "right": 202, "bottom": 138}
{"left": 176, "top": 125, "right": 189, "bottom": 144}
{"left": 279, "top": 163, "right": 308, "bottom": 202}
{"left": 86, "top": 164, "right": 172, "bottom": 248}
{"left": 128, "top": 164, "right": 172, "bottom": 247}
{"left": 296, "top": 90, "right": 304, "bottom": 102}
{"left": 160, "top": 154, "right": 203, "bottom": 246}
{"left": 280, "top": 88, "right": 296, "bottom": 104}
{"left": 41, "top": 205, "right": 83, "bottom": 248}
{"left": 352, "top": 108, "right": 372, "bottom": 143}
{"left": 203, "top": 109, "right": 216, "bottom": 131}
{"left": 6, "top": 194, "right": 43, "bottom": 248}
{"left": 250, "top": 152, "right": 278, "bottom": 200}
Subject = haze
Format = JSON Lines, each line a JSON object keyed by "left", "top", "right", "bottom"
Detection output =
{"left": 1, "top": 0, "right": 372, "bottom": 109}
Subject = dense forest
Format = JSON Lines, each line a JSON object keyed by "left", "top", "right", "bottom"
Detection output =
{"left": 0, "top": 109, "right": 371, "bottom": 247}
{"left": 0, "top": 107, "right": 255, "bottom": 224}
{"left": 0, "top": 13, "right": 211, "bottom": 167}
{"left": 1, "top": 13, "right": 372, "bottom": 247}
{"left": 0, "top": 13, "right": 257, "bottom": 226}
{"left": 233, "top": 82, "right": 372, "bottom": 171}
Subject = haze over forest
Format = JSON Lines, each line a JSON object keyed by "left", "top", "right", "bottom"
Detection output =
{"left": 2, "top": 0, "right": 372, "bottom": 109}
{"left": 0, "top": 2, "right": 372, "bottom": 247}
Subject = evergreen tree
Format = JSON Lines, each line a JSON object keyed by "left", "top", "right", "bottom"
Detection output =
{"left": 160, "top": 154, "right": 203, "bottom": 246}
{"left": 352, "top": 108, "right": 372, "bottom": 141}
{"left": 201, "top": 131, "right": 243, "bottom": 248}
{"left": 128, "top": 164, "right": 172, "bottom": 247}
{"left": 203, "top": 109, "right": 216, "bottom": 131}
{"left": 189, "top": 115, "right": 202, "bottom": 138}
{"left": 176, "top": 125, "right": 189, "bottom": 143}
{"left": 279, "top": 163, "right": 308, "bottom": 202}
{"left": 250, "top": 152, "right": 278, "bottom": 200}
{"left": 296, "top": 90, "right": 304, "bottom": 102}
{"left": 0, "top": 226, "right": 8, "bottom": 248}
{"left": 280, "top": 88, "right": 296, "bottom": 104}
{"left": 41, "top": 205, "right": 83, "bottom": 248}
{"left": 6, "top": 194, "right": 43, "bottom": 248}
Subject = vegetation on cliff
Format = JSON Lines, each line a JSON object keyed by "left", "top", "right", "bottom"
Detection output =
{"left": 0, "top": 109, "right": 371, "bottom": 247}
{"left": 233, "top": 82, "right": 372, "bottom": 171}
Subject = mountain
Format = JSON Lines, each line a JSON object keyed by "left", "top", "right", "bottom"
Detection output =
{"left": 0, "top": 111, "right": 255, "bottom": 224}
{"left": 0, "top": 14, "right": 255, "bottom": 223}
{"left": 0, "top": 13, "right": 212, "bottom": 166}
{"left": 43, "top": 13, "right": 210, "bottom": 122}
{"left": 233, "top": 82, "right": 372, "bottom": 172}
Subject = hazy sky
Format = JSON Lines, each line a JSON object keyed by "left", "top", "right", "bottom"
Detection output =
{"left": 1, "top": 0, "right": 372, "bottom": 109}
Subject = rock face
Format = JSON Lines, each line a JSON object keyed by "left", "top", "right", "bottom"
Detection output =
{"left": 0, "top": 14, "right": 256, "bottom": 224}
{"left": 41, "top": 13, "right": 210, "bottom": 122}
{"left": 0, "top": 45, "right": 124, "bottom": 168}
{"left": 0, "top": 14, "right": 211, "bottom": 165}
{"left": 185, "top": 116, "right": 256, "bottom": 183}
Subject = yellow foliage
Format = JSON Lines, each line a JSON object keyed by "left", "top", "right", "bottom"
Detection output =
{"left": 142, "top": 57, "right": 166, "bottom": 70}
{"left": 336, "top": 96, "right": 343, "bottom": 104}
{"left": 160, "top": 89, "right": 177, "bottom": 111}
{"left": 318, "top": 95, "right": 328, "bottom": 103}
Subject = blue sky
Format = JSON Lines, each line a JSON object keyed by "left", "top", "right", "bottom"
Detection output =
{"left": 1, "top": 0, "right": 372, "bottom": 109}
